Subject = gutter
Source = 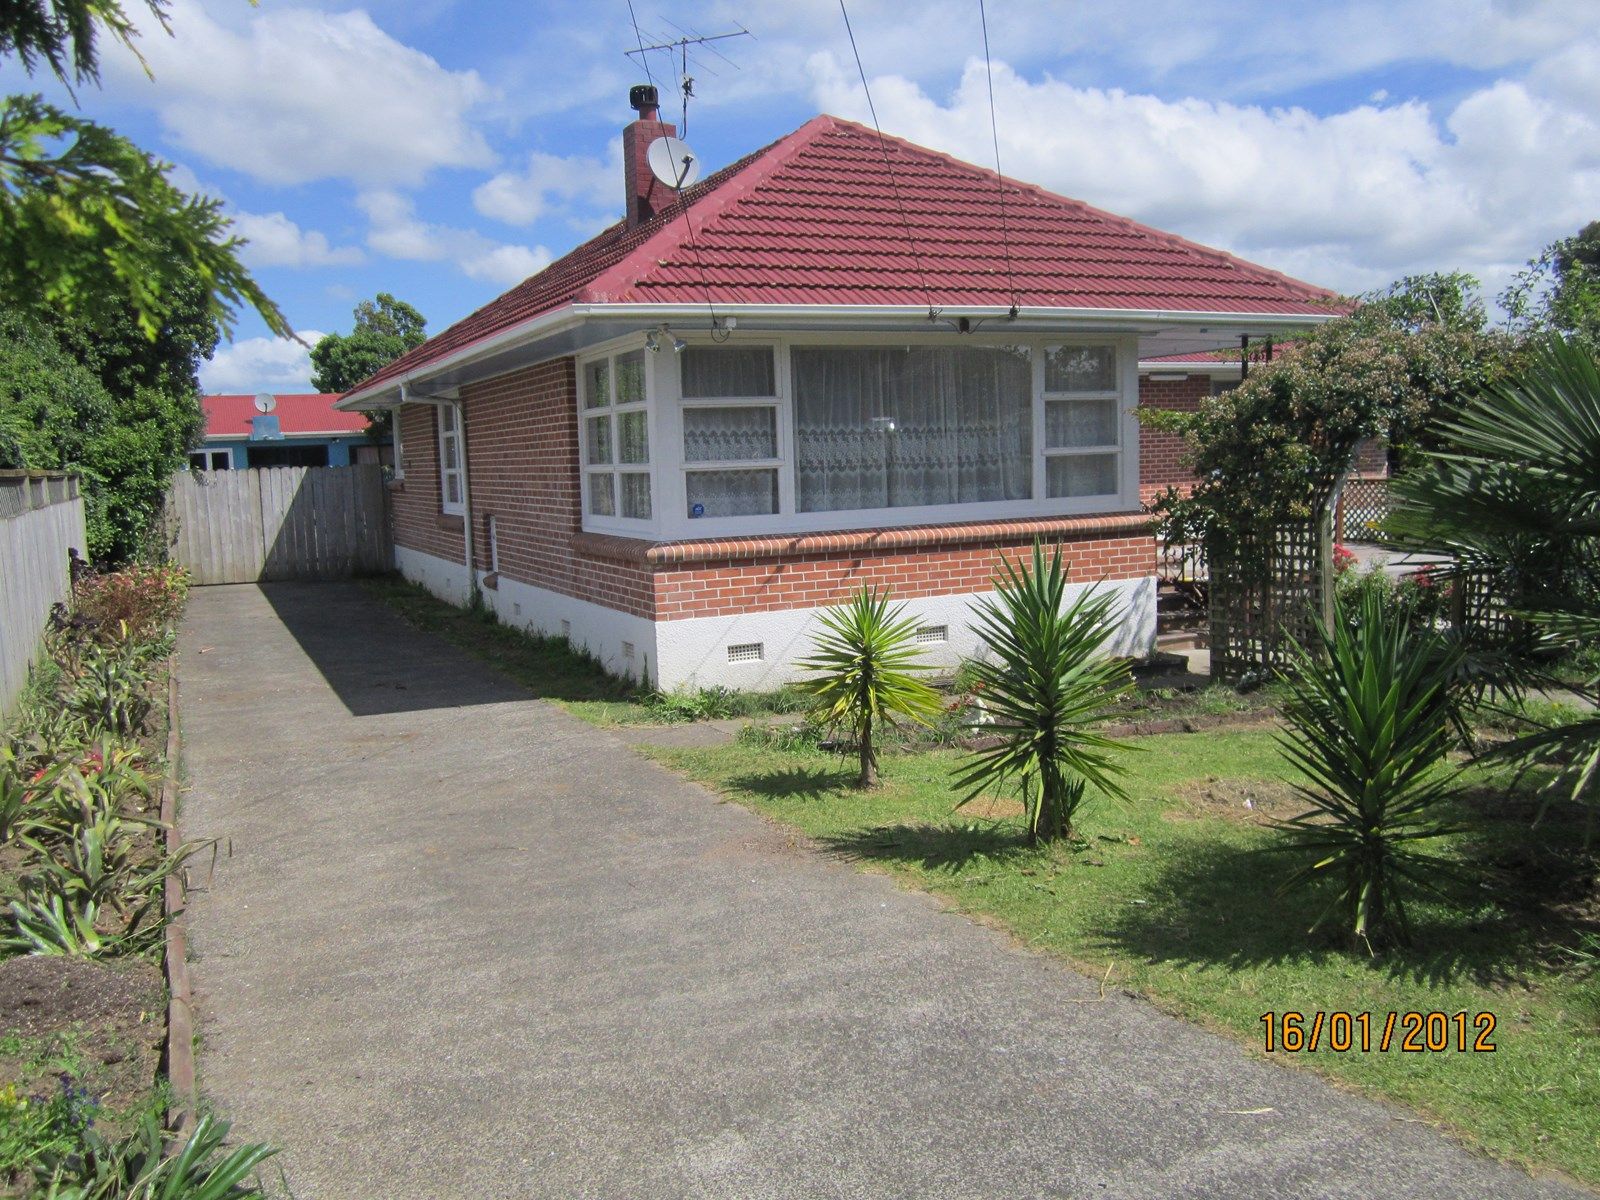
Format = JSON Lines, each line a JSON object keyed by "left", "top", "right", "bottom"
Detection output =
{"left": 336, "top": 302, "right": 1334, "bottom": 411}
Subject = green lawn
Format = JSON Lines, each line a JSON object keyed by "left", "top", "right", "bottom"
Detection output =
{"left": 650, "top": 730, "right": 1599, "bottom": 1185}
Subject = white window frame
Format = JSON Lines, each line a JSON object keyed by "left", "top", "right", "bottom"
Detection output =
{"left": 1039, "top": 343, "right": 1125, "bottom": 503}
{"left": 578, "top": 345, "right": 655, "bottom": 531}
{"left": 437, "top": 403, "right": 465, "bottom": 516}
{"left": 576, "top": 331, "right": 1140, "bottom": 540}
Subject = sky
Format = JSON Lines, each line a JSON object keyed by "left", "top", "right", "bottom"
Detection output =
{"left": 13, "top": 0, "right": 1600, "bottom": 392}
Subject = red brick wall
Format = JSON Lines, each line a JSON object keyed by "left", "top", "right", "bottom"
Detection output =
{"left": 391, "top": 403, "right": 465, "bottom": 564}
{"left": 1351, "top": 437, "right": 1389, "bottom": 477}
{"left": 1137, "top": 374, "right": 1206, "bottom": 504}
{"left": 394, "top": 359, "right": 1168, "bottom": 625}
{"left": 458, "top": 361, "right": 656, "bottom": 619}
{"left": 653, "top": 535, "right": 1155, "bottom": 620}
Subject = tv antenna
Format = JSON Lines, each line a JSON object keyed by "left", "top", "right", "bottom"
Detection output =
{"left": 623, "top": 22, "right": 753, "bottom": 136}
{"left": 253, "top": 392, "right": 277, "bottom": 413}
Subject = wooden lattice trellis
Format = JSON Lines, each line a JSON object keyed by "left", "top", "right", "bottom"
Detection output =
{"left": 1207, "top": 517, "right": 1333, "bottom": 682}
{"left": 1335, "top": 476, "right": 1390, "bottom": 543}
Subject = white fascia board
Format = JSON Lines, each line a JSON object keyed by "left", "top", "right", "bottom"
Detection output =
{"left": 336, "top": 301, "right": 1331, "bottom": 410}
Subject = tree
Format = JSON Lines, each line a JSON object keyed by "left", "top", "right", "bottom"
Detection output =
{"left": 0, "top": 95, "right": 290, "bottom": 342}
{"left": 1142, "top": 275, "right": 1516, "bottom": 551}
{"left": 1501, "top": 222, "right": 1600, "bottom": 348}
{"left": 310, "top": 293, "right": 427, "bottom": 432}
{"left": 0, "top": 302, "right": 202, "bottom": 561}
{"left": 310, "top": 293, "right": 426, "bottom": 394}
{"left": 1, "top": 0, "right": 168, "bottom": 89}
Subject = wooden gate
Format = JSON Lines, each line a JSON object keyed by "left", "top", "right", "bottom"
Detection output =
{"left": 166, "top": 465, "right": 391, "bottom": 585}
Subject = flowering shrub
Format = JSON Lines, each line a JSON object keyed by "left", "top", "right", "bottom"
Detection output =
{"left": 66, "top": 563, "right": 189, "bottom": 646}
{"left": 1332, "top": 543, "right": 1358, "bottom": 576}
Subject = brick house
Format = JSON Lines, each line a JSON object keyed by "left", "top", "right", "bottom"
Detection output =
{"left": 339, "top": 92, "right": 1335, "bottom": 689}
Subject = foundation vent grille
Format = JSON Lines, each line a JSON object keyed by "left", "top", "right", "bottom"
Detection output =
{"left": 727, "top": 642, "right": 764, "bottom": 663}
{"left": 622, "top": 641, "right": 636, "bottom": 660}
{"left": 914, "top": 625, "right": 949, "bottom": 644}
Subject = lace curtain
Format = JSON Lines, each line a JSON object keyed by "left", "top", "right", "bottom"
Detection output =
{"left": 791, "top": 345, "right": 1033, "bottom": 512}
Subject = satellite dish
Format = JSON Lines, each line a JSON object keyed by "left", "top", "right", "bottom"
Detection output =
{"left": 647, "top": 136, "right": 701, "bottom": 190}
{"left": 253, "top": 392, "right": 277, "bottom": 414}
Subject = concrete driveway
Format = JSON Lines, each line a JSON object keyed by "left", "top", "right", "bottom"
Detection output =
{"left": 179, "top": 583, "right": 1583, "bottom": 1199}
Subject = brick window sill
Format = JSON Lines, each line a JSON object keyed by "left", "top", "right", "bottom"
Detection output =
{"left": 573, "top": 511, "right": 1153, "bottom": 566}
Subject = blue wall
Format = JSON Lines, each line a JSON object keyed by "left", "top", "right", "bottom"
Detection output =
{"left": 201, "top": 436, "right": 382, "bottom": 468}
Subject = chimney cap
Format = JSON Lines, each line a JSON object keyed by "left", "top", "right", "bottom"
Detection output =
{"left": 629, "top": 84, "right": 660, "bottom": 114}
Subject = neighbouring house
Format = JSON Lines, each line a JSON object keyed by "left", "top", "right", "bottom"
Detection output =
{"left": 338, "top": 90, "right": 1337, "bottom": 689}
{"left": 193, "top": 393, "right": 392, "bottom": 471}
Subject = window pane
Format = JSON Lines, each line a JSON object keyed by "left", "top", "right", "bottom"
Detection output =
{"left": 793, "top": 345, "right": 1032, "bottom": 512}
{"left": 686, "top": 469, "right": 779, "bottom": 518}
{"left": 620, "top": 472, "right": 652, "bottom": 519}
{"left": 585, "top": 359, "right": 611, "bottom": 409}
{"left": 1046, "top": 453, "right": 1119, "bottom": 498}
{"left": 618, "top": 411, "right": 649, "bottom": 464}
{"left": 1045, "top": 345, "right": 1116, "bottom": 392}
{"left": 1046, "top": 399, "right": 1118, "bottom": 448}
{"left": 442, "top": 437, "right": 458, "bottom": 470}
{"left": 440, "top": 405, "right": 458, "bottom": 433}
{"left": 586, "top": 416, "right": 613, "bottom": 465}
{"left": 615, "top": 350, "right": 646, "bottom": 404}
{"left": 681, "top": 345, "right": 776, "bottom": 398}
{"left": 445, "top": 473, "right": 462, "bottom": 505}
{"left": 587, "top": 472, "right": 616, "bottom": 516}
{"left": 683, "top": 406, "right": 777, "bottom": 463}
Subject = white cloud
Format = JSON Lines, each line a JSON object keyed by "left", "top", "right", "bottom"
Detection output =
{"left": 111, "top": 0, "right": 493, "bottom": 186}
{"left": 460, "top": 244, "right": 553, "bottom": 285}
{"left": 357, "top": 190, "right": 550, "bottom": 285}
{"left": 472, "top": 140, "right": 621, "bottom": 227}
{"left": 199, "top": 331, "right": 326, "bottom": 394}
{"left": 231, "top": 211, "right": 364, "bottom": 269}
{"left": 805, "top": 47, "right": 1600, "bottom": 297}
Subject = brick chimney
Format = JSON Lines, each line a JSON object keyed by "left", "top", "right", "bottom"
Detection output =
{"left": 623, "top": 84, "right": 677, "bottom": 228}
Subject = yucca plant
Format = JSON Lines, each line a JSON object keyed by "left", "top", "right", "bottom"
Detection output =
{"left": 796, "top": 588, "right": 943, "bottom": 787}
{"left": 954, "top": 541, "right": 1135, "bottom": 844}
{"left": 1275, "top": 587, "right": 1467, "bottom": 950}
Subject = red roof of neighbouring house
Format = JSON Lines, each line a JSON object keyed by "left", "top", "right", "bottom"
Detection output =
{"left": 350, "top": 114, "right": 1336, "bottom": 397}
{"left": 202, "top": 394, "right": 369, "bottom": 439}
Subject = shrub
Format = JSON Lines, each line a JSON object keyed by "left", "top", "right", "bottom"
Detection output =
{"left": 31, "top": 1112, "right": 275, "bottom": 1199}
{"left": 1275, "top": 587, "right": 1466, "bottom": 950}
{"left": 796, "top": 588, "right": 943, "bottom": 788}
{"left": 65, "top": 633, "right": 157, "bottom": 739}
{"left": 67, "top": 563, "right": 189, "bottom": 646}
{"left": 954, "top": 542, "right": 1135, "bottom": 844}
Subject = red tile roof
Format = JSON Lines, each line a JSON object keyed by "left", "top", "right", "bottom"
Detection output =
{"left": 202, "top": 394, "right": 370, "bottom": 439}
{"left": 352, "top": 114, "right": 1335, "bottom": 396}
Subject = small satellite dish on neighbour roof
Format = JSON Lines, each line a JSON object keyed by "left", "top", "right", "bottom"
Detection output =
{"left": 647, "top": 136, "right": 701, "bottom": 190}
{"left": 253, "top": 392, "right": 277, "bottom": 414}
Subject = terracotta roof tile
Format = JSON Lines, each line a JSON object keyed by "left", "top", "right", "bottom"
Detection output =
{"left": 351, "top": 114, "right": 1333, "bottom": 396}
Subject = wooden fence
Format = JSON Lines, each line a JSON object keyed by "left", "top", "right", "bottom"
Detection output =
{"left": 0, "top": 472, "right": 86, "bottom": 716}
{"left": 166, "top": 465, "right": 391, "bottom": 585}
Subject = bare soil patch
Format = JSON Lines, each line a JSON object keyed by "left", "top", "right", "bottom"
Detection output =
{"left": 1169, "top": 777, "right": 1303, "bottom": 825}
{"left": 0, "top": 956, "right": 164, "bottom": 1120}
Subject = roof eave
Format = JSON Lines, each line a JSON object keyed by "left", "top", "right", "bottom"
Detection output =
{"left": 337, "top": 301, "right": 1333, "bottom": 409}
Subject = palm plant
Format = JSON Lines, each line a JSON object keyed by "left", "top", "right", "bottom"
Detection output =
{"left": 954, "top": 542, "right": 1135, "bottom": 845}
{"left": 1385, "top": 334, "right": 1600, "bottom": 832}
{"left": 796, "top": 588, "right": 943, "bottom": 787}
{"left": 1275, "top": 587, "right": 1467, "bottom": 949}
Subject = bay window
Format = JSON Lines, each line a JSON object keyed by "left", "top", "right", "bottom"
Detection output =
{"left": 792, "top": 345, "right": 1032, "bottom": 512}
{"left": 577, "top": 334, "right": 1134, "bottom": 537}
{"left": 680, "top": 345, "right": 780, "bottom": 519}
{"left": 583, "top": 349, "right": 651, "bottom": 521}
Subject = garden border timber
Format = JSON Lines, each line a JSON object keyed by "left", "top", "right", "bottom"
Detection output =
{"left": 160, "top": 667, "right": 197, "bottom": 1136}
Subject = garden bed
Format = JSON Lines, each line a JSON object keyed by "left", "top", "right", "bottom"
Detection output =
{"left": 646, "top": 730, "right": 1599, "bottom": 1186}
